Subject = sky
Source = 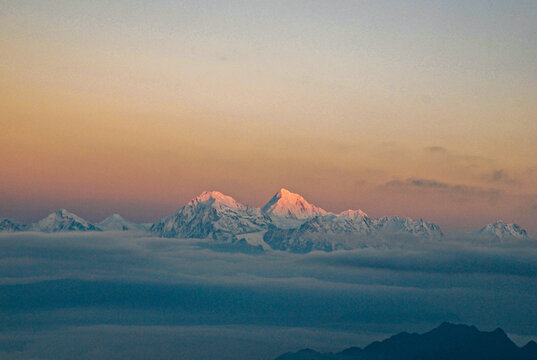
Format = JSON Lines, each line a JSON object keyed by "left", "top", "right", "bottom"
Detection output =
{"left": 1, "top": 1, "right": 536, "bottom": 232}
{"left": 0, "top": 231, "right": 536, "bottom": 359}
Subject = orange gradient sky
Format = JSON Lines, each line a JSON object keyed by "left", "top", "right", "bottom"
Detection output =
{"left": 1, "top": 1, "right": 536, "bottom": 232}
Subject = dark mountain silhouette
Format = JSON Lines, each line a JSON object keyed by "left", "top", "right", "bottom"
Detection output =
{"left": 275, "top": 322, "right": 537, "bottom": 360}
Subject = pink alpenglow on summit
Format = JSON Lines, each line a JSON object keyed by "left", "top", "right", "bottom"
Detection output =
{"left": 262, "top": 188, "right": 328, "bottom": 220}
{"left": 188, "top": 190, "right": 246, "bottom": 210}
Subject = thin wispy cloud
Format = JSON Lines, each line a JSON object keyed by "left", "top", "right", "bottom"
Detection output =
{"left": 382, "top": 178, "right": 502, "bottom": 202}
{"left": 424, "top": 146, "right": 447, "bottom": 154}
{"left": 479, "top": 169, "right": 518, "bottom": 185}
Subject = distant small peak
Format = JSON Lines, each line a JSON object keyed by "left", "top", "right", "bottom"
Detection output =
{"left": 479, "top": 220, "right": 528, "bottom": 239}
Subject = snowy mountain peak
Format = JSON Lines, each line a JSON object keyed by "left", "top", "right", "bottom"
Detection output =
{"left": 151, "top": 191, "right": 269, "bottom": 239}
{"left": 188, "top": 190, "right": 245, "bottom": 209}
{"left": 98, "top": 214, "right": 146, "bottom": 232}
{"left": 276, "top": 188, "right": 292, "bottom": 198}
{"left": 262, "top": 188, "right": 328, "bottom": 220}
{"left": 34, "top": 209, "right": 100, "bottom": 232}
{"left": 478, "top": 221, "right": 528, "bottom": 240}
{"left": 339, "top": 209, "right": 369, "bottom": 219}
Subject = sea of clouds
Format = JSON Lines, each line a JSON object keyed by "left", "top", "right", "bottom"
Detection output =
{"left": 0, "top": 231, "right": 536, "bottom": 360}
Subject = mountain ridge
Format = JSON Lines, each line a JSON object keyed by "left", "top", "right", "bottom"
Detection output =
{"left": 0, "top": 190, "right": 532, "bottom": 252}
{"left": 149, "top": 189, "right": 447, "bottom": 252}
{"left": 274, "top": 322, "right": 537, "bottom": 360}
{"left": 478, "top": 221, "right": 528, "bottom": 240}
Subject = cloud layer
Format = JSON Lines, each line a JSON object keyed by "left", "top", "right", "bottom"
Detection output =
{"left": 0, "top": 232, "right": 536, "bottom": 359}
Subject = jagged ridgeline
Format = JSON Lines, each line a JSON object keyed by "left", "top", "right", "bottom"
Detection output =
{"left": 274, "top": 322, "right": 537, "bottom": 360}
{"left": 0, "top": 189, "right": 530, "bottom": 253}
{"left": 150, "top": 189, "right": 443, "bottom": 252}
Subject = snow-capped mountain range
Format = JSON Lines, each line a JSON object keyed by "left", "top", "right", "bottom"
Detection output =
{"left": 0, "top": 210, "right": 142, "bottom": 234}
{"left": 264, "top": 212, "right": 443, "bottom": 253}
{"left": 0, "top": 188, "right": 531, "bottom": 252}
{"left": 151, "top": 188, "right": 445, "bottom": 252}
